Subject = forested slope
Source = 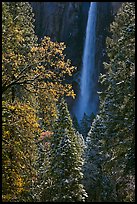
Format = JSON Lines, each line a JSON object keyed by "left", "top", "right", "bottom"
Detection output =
{"left": 2, "top": 2, "right": 135, "bottom": 202}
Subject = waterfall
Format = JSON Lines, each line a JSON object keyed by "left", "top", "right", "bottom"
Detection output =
{"left": 74, "top": 2, "right": 98, "bottom": 122}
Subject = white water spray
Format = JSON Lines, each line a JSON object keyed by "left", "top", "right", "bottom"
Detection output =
{"left": 74, "top": 2, "right": 98, "bottom": 122}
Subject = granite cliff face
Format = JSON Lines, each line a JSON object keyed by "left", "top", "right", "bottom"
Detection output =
{"left": 31, "top": 2, "right": 83, "bottom": 67}
{"left": 111, "top": 2, "right": 123, "bottom": 14}
{"left": 31, "top": 2, "right": 123, "bottom": 67}
{"left": 30, "top": 2, "right": 123, "bottom": 112}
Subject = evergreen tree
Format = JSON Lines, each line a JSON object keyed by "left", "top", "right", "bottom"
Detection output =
{"left": 72, "top": 115, "right": 80, "bottom": 132}
{"left": 85, "top": 2, "right": 135, "bottom": 202}
{"left": 43, "top": 98, "right": 87, "bottom": 202}
{"left": 32, "top": 131, "right": 52, "bottom": 202}
{"left": 80, "top": 112, "right": 95, "bottom": 139}
{"left": 101, "top": 2, "right": 135, "bottom": 201}
{"left": 83, "top": 114, "right": 109, "bottom": 202}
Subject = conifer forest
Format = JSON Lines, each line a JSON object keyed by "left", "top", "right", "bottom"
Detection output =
{"left": 2, "top": 2, "right": 135, "bottom": 202}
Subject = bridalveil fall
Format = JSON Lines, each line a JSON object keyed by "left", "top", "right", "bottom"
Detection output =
{"left": 74, "top": 2, "right": 99, "bottom": 122}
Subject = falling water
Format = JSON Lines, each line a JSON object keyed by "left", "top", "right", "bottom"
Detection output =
{"left": 74, "top": 2, "right": 98, "bottom": 122}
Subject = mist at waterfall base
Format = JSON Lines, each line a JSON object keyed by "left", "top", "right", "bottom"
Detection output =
{"left": 73, "top": 2, "right": 99, "bottom": 123}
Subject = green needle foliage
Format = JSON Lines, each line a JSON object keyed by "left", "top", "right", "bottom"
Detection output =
{"left": 47, "top": 98, "right": 87, "bottom": 202}
{"left": 84, "top": 2, "right": 135, "bottom": 202}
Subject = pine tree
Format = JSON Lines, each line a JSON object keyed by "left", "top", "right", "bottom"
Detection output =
{"left": 42, "top": 98, "right": 87, "bottom": 202}
{"left": 72, "top": 115, "right": 80, "bottom": 132}
{"left": 80, "top": 112, "right": 95, "bottom": 139}
{"left": 85, "top": 2, "right": 135, "bottom": 202}
{"left": 100, "top": 2, "right": 135, "bottom": 201}
{"left": 32, "top": 131, "right": 52, "bottom": 202}
{"left": 83, "top": 115, "right": 107, "bottom": 202}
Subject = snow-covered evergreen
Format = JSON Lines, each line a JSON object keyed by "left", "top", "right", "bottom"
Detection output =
{"left": 49, "top": 98, "right": 87, "bottom": 202}
{"left": 84, "top": 2, "right": 135, "bottom": 202}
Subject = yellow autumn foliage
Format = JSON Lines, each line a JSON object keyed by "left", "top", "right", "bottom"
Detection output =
{"left": 2, "top": 100, "right": 40, "bottom": 201}
{"left": 2, "top": 2, "right": 77, "bottom": 201}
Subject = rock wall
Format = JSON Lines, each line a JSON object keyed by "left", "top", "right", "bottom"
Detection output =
{"left": 111, "top": 2, "right": 123, "bottom": 14}
{"left": 95, "top": 3, "right": 113, "bottom": 79}
{"left": 30, "top": 2, "right": 123, "bottom": 67}
{"left": 30, "top": 2, "right": 123, "bottom": 112}
{"left": 30, "top": 2, "right": 83, "bottom": 67}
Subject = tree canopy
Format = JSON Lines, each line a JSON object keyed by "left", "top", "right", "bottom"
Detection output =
{"left": 2, "top": 2, "right": 135, "bottom": 202}
{"left": 2, "top": 2, "right": 76, "bottom": 202}
{"left": 85, "top": 2, "right": 135, "bottom": 202}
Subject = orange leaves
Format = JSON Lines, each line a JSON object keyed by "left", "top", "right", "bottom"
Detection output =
{"left": 31, "top": 47, "right": 38, "bottom": 52}
{"left": 39, "top": 131, "right": 53, "bottom": 141}
{"left": 38, "top": 131, "right": 53, "bottom": 150}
